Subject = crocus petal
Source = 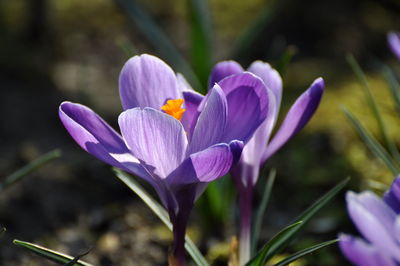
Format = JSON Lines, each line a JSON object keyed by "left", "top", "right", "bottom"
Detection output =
{"left": 167, "top": 142, "right": 240, "bottom": 186}
{"left": 262, "top": 77, "right": 324, "bottom": 162}
{"left": 228, "top": 140, "right": 245, "bottom": 166}
{"left": 119, "top": 54, "right": 181, "bottom": 110}
{"left": 231, "top": 122, "right": 271, "bottom": 187}
{"left": 351, "top": 191, "right": 397, "bottom": 235}
{"left": 339, "top": 234, "right": 397, "bottom": 266}
{"left": 59, "top": 102, "right": 149, "bottom": 178}
{"left": 177, "top": 73, "right": 195, "bottom": 92}
{"left": 218, "top": 72, "right": 269, "bottom": 143}
{"left": 188, "top": 85, "right": 228, "bottom": 154}
{"left": 231, "top": 89, "right": 276, "bottom": 187}
{"left": 384, "top": 176, "right": 400, "bottom": 214}
{"left": 181, "top": 91, "right": 204, "bottom": 134}
{"left": 388, "top": 32, "right": 400, "bottom": 61}
{"left": 248, "top": 60, "right": 283, "bottom": 119}
{"left": 346, "top": 191, "right": 400, "bottom": 260}
{"left": 118, "top": 108, "right": 188, "bottom": 178}
{"left": 193, "top": 140, "right": 244, "bottom": 200}
{"left": 395, "top": 216, "right": 400, "bottom": 243}
{"left": 209, "top": 60, "right": 244, "bottom": 88}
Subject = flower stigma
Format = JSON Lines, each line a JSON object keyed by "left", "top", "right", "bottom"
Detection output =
{"left": 161, "top": 99, "right": 185, "bottom": 120}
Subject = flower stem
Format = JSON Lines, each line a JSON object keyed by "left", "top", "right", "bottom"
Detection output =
{"left": 169, "top": 208, "right": 190, "bottom": 266}
{"left": 239, "top": 185, "right": 253, "bottom": 266}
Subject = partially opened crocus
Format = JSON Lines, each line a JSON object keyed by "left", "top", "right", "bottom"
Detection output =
{"left": 59, "top": 54, "right": 271, "bottom": 265}
{"left": 209, "top": 60, "right": 324, "bottom": 264}
{"left": 388, "top": 32, "right": 400, "bottom": 60}
{"left": 339, "top": 176, "right": 400, "bottom": 266}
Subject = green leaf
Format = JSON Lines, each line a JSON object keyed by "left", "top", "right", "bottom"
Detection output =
{"left": 63, "top": 248, "right": 92, "bottom": 266}
{"left": 251, "top": 169, "right": 276, "bottom": 255}
{"left": 0, "top": 227, "right": 6, "bottom": 238}
{"left": 276, "top": 46, "right": 297, "bottom": 76}
{"left": 294, "top": 178, "right": 349, "bottom": 221}
{"left": 232, "top": 3, "right": 275, "bottom": 59}
{"left": 13, "top": 240, "right": 92, "bottom": 266}
{"left": 0, "top": 149, "right": 61, "bottom": 191}
{"left": 187, "top": 0, "right": 213, "bottom": 92}
{"left": 272, "top": 239, "right": 339, "bottom": 266}
{"left": 116, "top": 38, "right": 137, "bottom": 58}
{"left": 114, "top": 0, "right": 202, "bottom": 92}
{"left": 346, "top": 54, "right": 400, "bottom": 160}
{"left": 246, "top": 221, "right": 303, "bottom": 266}
{"left": 343, "top": 108, "right": 400, "bottom": 175}
{"left": 198, "top": 175, "right": 234, "bottom": 227}
{"left": 113, "top": 168, "right": 209, "bottom": 266}
{"left": 248, "top": 177, "right": 349, "bottom": 265}
{"left": 382, "top": 64, "right": 400, "bottom": 113}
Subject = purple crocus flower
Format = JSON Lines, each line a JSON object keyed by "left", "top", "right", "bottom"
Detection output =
{"left": 209, "top": 60, "right": 324, "bottom": 264}
{"left": 339, "top": 177, "right": 400, "bottom": 266}
{"left": 59, "top": 54, "right": 271, "bottom": 265}
{"left": 388, "top": 32, "right": 400, "bottom": 60}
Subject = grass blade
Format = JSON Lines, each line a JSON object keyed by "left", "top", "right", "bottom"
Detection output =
{"left": 199, "top": 175, "right": 234, "bottom": 229}
{"left": 114, "top": 0, "right": 202, "bottom": 92}
{"left": 0, "top": 227, "right": 6, "bottom": 238}
{"left": 272, "top": 239, "right": 339, "bottom": 266}
{"left": 188, "top": 0, "right": 213, "bottom": 91}
{"left": 116, "top": 38, "right": 137, "bottom": 58}
{"left": 382, "top": 64, "right": 400, "bottom": 113}
{"left": 246, "top": 221, "right": 303, "bottom": 266}
{"left": 114, "top": 168, "right": 171, "bottom": 228}
{"left": 276, "top": 46, "right": 297, "bottom": 76}
{"left": 113, "top": 168, "right": 209, "bottom": 266}
{"left": 0, "top": 149, "right": 61, "bottom": 191}
{"left": 346, "top": 54, "right": 400, "bottom": 160}
{"left": 63, "top": 248, "right": 92, "bottom": 266}
{"left": 13, "top": 240, "right": 92, "bottom": 266}
{"left": 249, "top": 177, "right": 349, "bottom": 265}
{"left": 231, "top": 3, "right": 275, "bottom": 59}
{"left": 251, "top": 169, "right": 276, "bottom": 255}
{"left": 343, "top": 108, "right": 400, "bottom": 175}
{"left": 292, "top": 178, "right": 349, "bottom": 223}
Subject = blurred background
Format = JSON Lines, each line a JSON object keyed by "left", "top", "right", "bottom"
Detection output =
{"left": 0, "top": 0, "right": 400, "bottom": 265}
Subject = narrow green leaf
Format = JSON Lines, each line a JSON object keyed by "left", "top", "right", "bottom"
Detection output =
{"left": 276, "top": 46, "right": 297, "bottom": 76}
{"left": 248, "top": 177, "right": 349, "bottom": 265}
{"left": 294, "top": 178, "right": 349, "bottom": 223}
{"left": 114, "top": 0, "right": 202, "bottom": 92}
{"left": 346, "top": 54, "right": 400, "bottom": 160}
{"left": 0, "top": 227, "right": 6, "bottom": 238}
{"left": 0, "top": 149, "right": 61, "bottom": 191}
{"left": 272, "top": 239, "right": 339, "bottom": 266}
{"left": 246, "top": 221, "right": 303, "bottom": 266}
{"left": 114, "top": 168, "right": 171, "bottom": 228}
{"left": 199, "top": 175, "right": 234, "bottom": 226}
{"left": 343, "top": 108, "right": 400, "bottom": 175}
{"left": 63, "top": 248, "right": 92, "bottom": 266}
{"left": 13, "top": 240, "right": 92, "bottom": 266}
{"left": 116, "top": 38, "right": 137, "bottom": 58}
{"left": 382, "top": 64, "right": 400, "bottom": 113}
{"left": 113, "top": 168, "right": 209, "bottom": 266}
{"left": 251, "top": 169, "right": 276, "bottom": 255}
{"left": 187, "top": 0, "right": 213, "bottom": 91}
{"left": 232, "top": 4, "right": 275, "bottom": 59}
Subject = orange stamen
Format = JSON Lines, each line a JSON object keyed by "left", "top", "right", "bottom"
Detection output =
{"left": 161, "top": 99, "right": 185, "bottom": 121}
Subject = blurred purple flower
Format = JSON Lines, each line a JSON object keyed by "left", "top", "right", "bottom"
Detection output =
{"left": 209, "top": 60, "right": 324, "bottom": 263}
{"left": 388, "top": 32, "right": 400, "bottom": 60}
{"left": 59, "top": 54, "right": 270, "bottom": 264}
{"left": 339, "top": 177, "right": 400, "bottom": 266}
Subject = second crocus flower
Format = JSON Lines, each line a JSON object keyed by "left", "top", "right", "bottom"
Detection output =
{"left": 209, "top": 60, "right": 324, "bottom": 264}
